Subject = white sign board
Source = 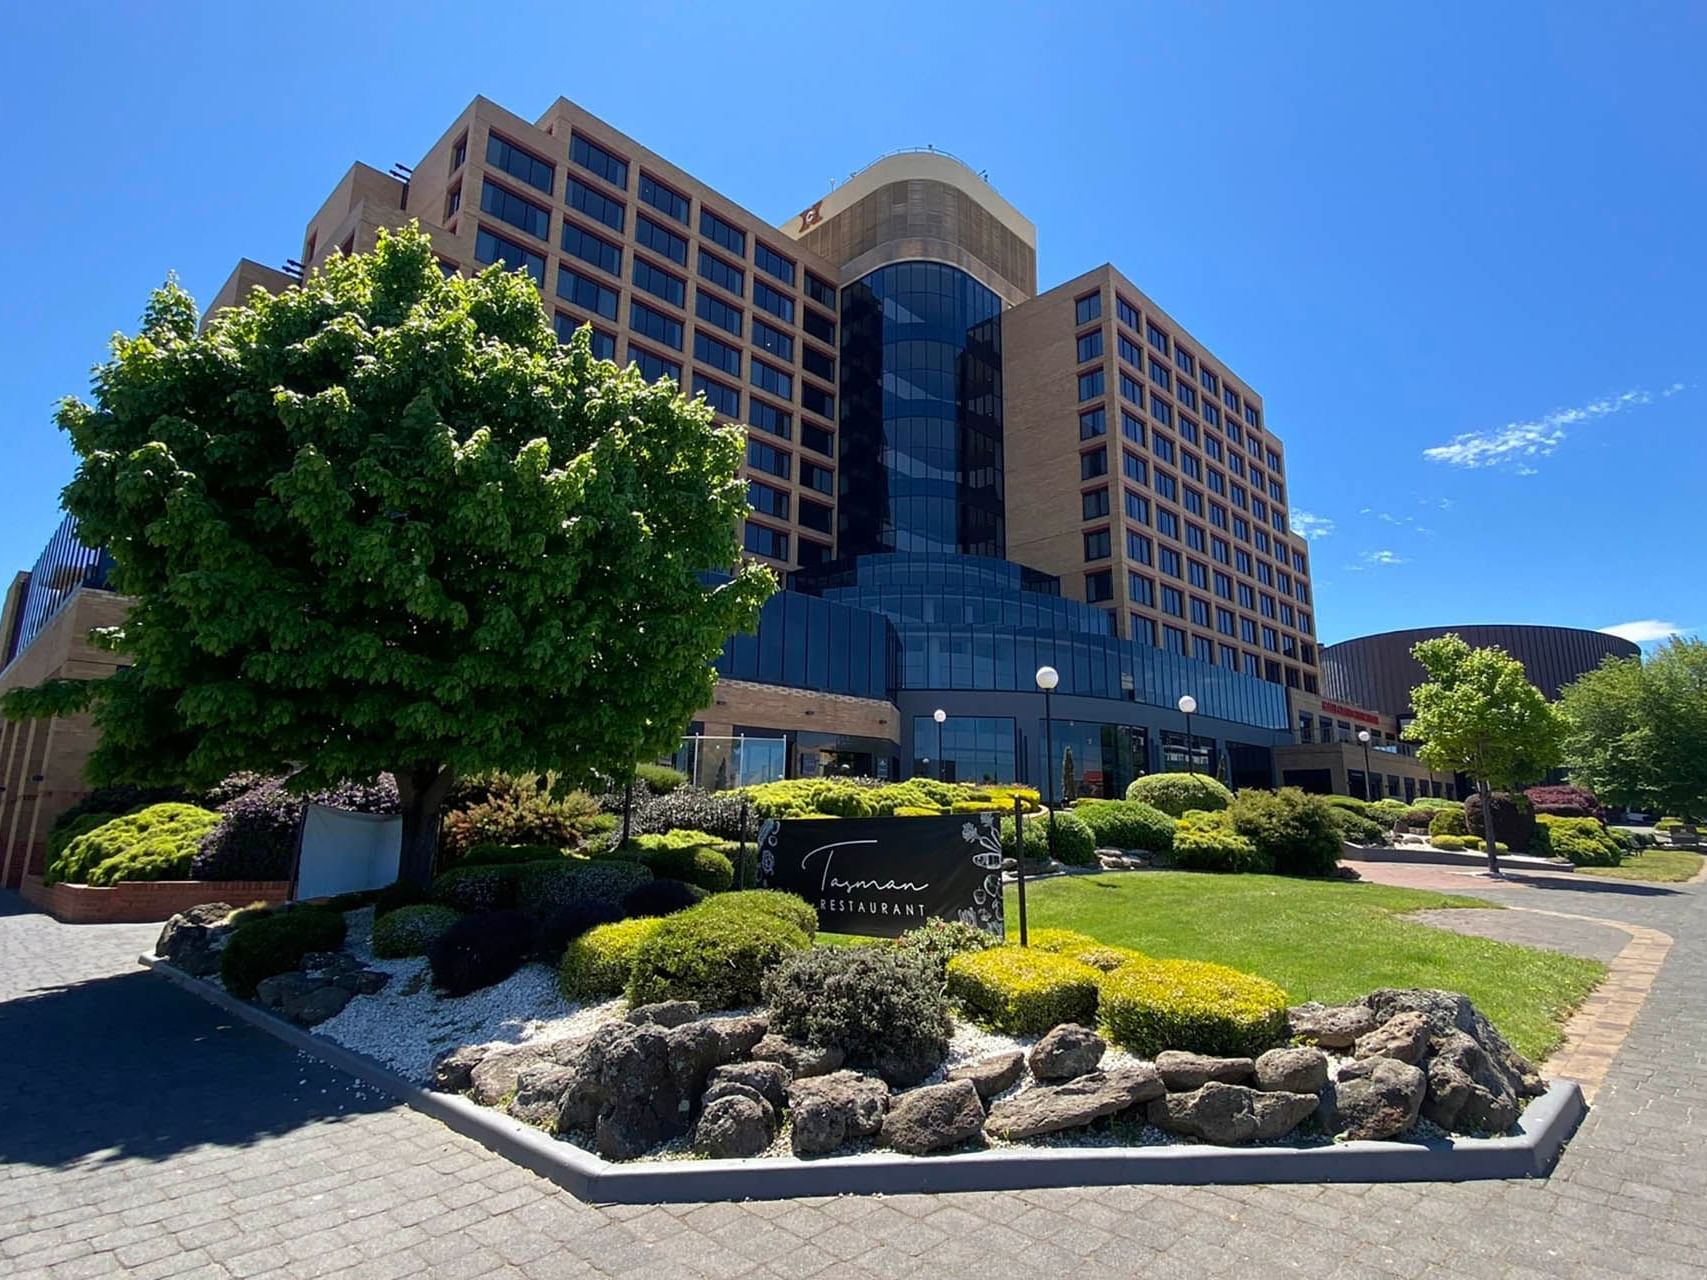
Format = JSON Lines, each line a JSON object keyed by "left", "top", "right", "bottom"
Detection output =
{"left": 291, "top": 804, "right": 402, "bottom": 901}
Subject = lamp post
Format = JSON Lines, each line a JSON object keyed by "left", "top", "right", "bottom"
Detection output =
{"left": 1036, "top": 666, "right": 1060, "bottom": 862}
{"left": 1177, "top": 694, "right": 1197, "bottom": 775}
{"left": 933, "top": 708, "right": 947, "bottom": 782}
{"left": 1357, "top": 728, "right": 1374, "bottom": 802}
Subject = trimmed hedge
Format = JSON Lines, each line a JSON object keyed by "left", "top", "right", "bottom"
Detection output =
{"left": 1073, "top": 943, "right": 1151, "bottom": 972}
{"left": 1098, "top": 957, "right": 1289, "bottom": 1058}
{"left": 1227, "top": 788, "right": 1343, "bottom": 876}
{"left": 1535, "top": 815, "right": 1622, "bottom": 866}
{"left": 633, "top": 763, "right": 688, "bottom": 794}
{"left": 1366, "top": 798, "right": 1410, "bottom": 827}
{"left": 1328, "top": 806, "right": 1387, "bottom": 846}
{"left": 1430, "top": 835, "right": 1510, "bottom": 853}
{"left": 693, "top": 889, "right": 818, "bottom": 938}
{"left": 945, "top": 947, "right": 1100, "bottom": 1035}
{"left": 626, "top": 907, "right": 810, "bottom": 1009}
{"left": 559, "top": 916, "right": 666, "bottom": 999}
{"left": 1072, "top": 799, "right": 1176, "bottom": 853}
{"left": 1025, "top": 928, "right": 1102, "bottom": 955}
{"left": 1465, "top": 791, "right": 1537, "bottom": 853}
{"left": 617, "top": 838, "right": 735, "bottom": 892}
{"left": 46, "top": 813, "right": 117, "bottom": 867}
{"left": 220, "top": 906, "right": 347, "bottom": 998}
{"left": 1429, "top": 807, "right": 1469, "bottom": 838}
{"left": 430, "top": 863, "right": 524, "bottom": 912}
{"left": 1169, "top": 813, "right": 1269, "bottom": 873}
{"left": 620, "top": 878, "right": 708, "bottom": 918}
{"left": 372, "top": 904, "right": 462, "bottom": 958}
{"left": 1126, "top": 773, "right": 1233, "bottom": 818}
{"left": 514, "top": 858, "right": 652, "bottom": 915}
{"left": 49, "top": 803, "right": 222, "bottom": 886}
{"left": 894, "top": 919, "right": 998, "bottom": 975}
{"left": 428, "top": 910, "right": 536, "bottom": 996}
{"left": 741, "top": 777, "right": 1041, "bottom": 820}
{"left": 763, "top": 946, "right": 951, "bottom": 1084}
{"left": 1525, "top": 784, "right": 1604, "bottom": 822}
{"left": 373, "top": 880, "right": 430, "bottom": 919}
{"left": 1000, "top": 809, "right": 1097, "bottom": 866}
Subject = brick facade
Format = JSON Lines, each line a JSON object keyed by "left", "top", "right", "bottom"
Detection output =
{"left": 19, "top": 875, "right": 289, "bottom": 924}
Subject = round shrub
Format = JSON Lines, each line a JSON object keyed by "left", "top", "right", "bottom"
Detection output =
{"left": 1098, "top": 957, "right": 1289, "bottom": 1058}
{"left": 627, "top": 907, "right": 809, "bottom": 1009}
{"left": 1656, "top": 817, "right": 1683, "bottom": 831}
{"left": 427, "top": 909, "right": 536, "bottom": 996}
{"left": 945, "top": 947, "right": 1100, "bottom": 1035}
{"left": 1535, "top": 815, "right": 1621, "bottom": 866}
{"left": 693, "top": 889, "right": 818, "bottom": 939}
{"left": 633, "top": 763, "right": 688, "bottom": 794}
{"left": 459, "top": 843, "right": 569, "bottom": 868}
{"left": 430, "top": 863, "right": 524, "bottom": 912}
{"left": 631, "top": 786, "right": 751, "bottom": 840}
{"left": 621, "top": 878, "right": 708, "bottom": 918}
{"left": 220, "top": 906, "right": 347, "bottom": 998}
{"left": 559, "top": 916, "right": 665, "bottom": 999}
{"left": 46, "top": 813, "right": 118, "bottom": 866}
{"left": 534, "top": 899, "right": 626, "bottom": 960}
{"left": 635, "top": 844, "right": 734, "bottom": 892}
{"left": 1125, "top": 773, "right": 1233, "bottom": 818}
{"left": 1073, "top": 943, "right": 1151, "bottom": 972}
{"left": 1327, "top": 806, "right": 1386, "bottom": 846}
{"left": 50, "top": 803, "right": 222, "bottom": 886}
{"left": 191, "top": 775, "right": 398, "bottom": 881}
{"left": 1366, "top": 798, "right": 1410, "bottom": 827}
{"left": 1169, "top": 813, "right": 1269, "bottom": 873}
{"left": 763, "top": 946, "right": 951, "bottom": 1085}
{"left": 440, "top": 774, "right": 601, "bottom": 858}
{"left": 373, "top": 880, "right": 430, "bottom": 919}
{"left": 1430, "top": 806, "right": 1469, "bottom": 837}
{"left": 49, "top": 785, "right": 188, "bottom": 839}
{"left": 1026, "top": 928, "right": 1102, "bottom": 955}
{"left": 372, "top": 904, "right": 462, "bottom": 958}
{"left": 514, "top": 858, "right": 652, "bottom": 916}
{"left": 1072, "top": 799, "right": 1176, "bottom": 853}
{"left": 1395, "top": 806, "right": 1436, "bottom": 832}
{"left": 1325, "top": 795, "right": 1371, "bottom": 814}
{"left": 1227, "top": 788, "right": 1343, "bottom": 876}
{"left": 1465, "top": 791, "right": 1537, "bottom": 853}
{"left": 1430, "top": 834, "right": 1509, "bottom": 853}
{"left": 1525, "top": 784, "right": 1604, "bottom": 822}
{"left": 895, "top": 919, "right": 999, "bottom": 976}
{"left": 999, "top": 809, "right": 1097, "bottom": 866}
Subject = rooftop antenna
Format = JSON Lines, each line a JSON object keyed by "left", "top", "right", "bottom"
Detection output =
{"left": 388, "top": 162, "right": 414, "bottom": 208}
{"left": 282, "top": 259, "right": 305, "bottom": 279}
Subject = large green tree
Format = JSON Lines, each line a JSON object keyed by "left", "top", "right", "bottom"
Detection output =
{"left": 2, "top": 227, "right": 774, "bottom": 883}
{"left": 1402, "top": 634, "right": 1564, "bottom": 874}
{"left": 1557, "top": 636, "right": 1707, "bottom": 819}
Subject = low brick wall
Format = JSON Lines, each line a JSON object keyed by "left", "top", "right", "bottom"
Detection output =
{"left": 19, "top": 876, "right": 289, "bottom": 924}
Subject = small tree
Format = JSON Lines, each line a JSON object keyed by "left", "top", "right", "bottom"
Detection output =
{"left": 1, "top": 228, "right": 773, "bottom": 884}
{"left": 1061, "top": 746, "right": 1078, "bottom": 803}
{"left": 1403, "top": 634, "right": 1564, "bottom": 874}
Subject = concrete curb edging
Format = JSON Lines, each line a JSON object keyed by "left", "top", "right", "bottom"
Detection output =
{"left": 140, "top": 953, "right": 1587, "bottom": 1203}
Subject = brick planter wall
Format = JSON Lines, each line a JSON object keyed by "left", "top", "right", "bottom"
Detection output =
{"left": 19, "top": 876, "right": 289, "bottom": 924}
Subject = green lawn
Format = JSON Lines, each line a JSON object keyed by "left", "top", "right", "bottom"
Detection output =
{"left": 999, "top": 872, "right": 1604, "bottom": 1061}
{"left": 1579, "top": 848, "right": 1703, "bottom": 883}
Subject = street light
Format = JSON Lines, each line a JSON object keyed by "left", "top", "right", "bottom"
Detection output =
{"left": 933, "top": 708, "right": 947, "bottom": 782}
{"left": 1357, "top": 728, "right": 1374, "bottom": 803}
{"left": 1177, "top": 694, "right": 1198, "bottom": 775}
{"left": 1036, "top": 666, "right": 1060, "bottom": 862}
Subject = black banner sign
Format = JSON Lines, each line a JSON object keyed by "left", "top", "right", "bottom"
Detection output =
{"left": 755, "top": 812, "right": 1006, "bottom": 939}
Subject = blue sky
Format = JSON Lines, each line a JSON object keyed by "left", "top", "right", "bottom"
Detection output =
{"left": 2, "top": 1, "right": 1702, "bottom": 647}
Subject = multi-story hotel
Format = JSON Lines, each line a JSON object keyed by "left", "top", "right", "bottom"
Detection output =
{"left": 2, "top": 92, "right": 1344, "bottom": 881}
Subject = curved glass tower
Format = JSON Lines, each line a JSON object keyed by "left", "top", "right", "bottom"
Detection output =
{"left": 837, "top": 263, "right": 1005, "bottom": 559}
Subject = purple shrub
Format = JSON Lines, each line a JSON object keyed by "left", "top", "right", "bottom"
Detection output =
{"left": 191, "top": 772, "right": 400, "bottom": 881}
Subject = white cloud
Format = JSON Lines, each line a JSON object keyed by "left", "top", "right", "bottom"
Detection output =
{"left": 1361, "top": 550, "right": 1408, "bottom": 567}
{"left": 1291, "top": 510, "right": 1335, "bottom": 539}
{"left": 1423, "top": 385, "right": 1684, "bottom": 471}
{"left": 1600, "top": 619, "right": 1684, "bottom": 645}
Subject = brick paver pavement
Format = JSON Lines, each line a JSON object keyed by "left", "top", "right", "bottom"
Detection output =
{"left": 4, "top": 875, "right": 1705, "bottom": 1280}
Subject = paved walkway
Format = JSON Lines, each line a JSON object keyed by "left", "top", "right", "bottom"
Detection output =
{"left": 4, "top": 875, "right": 1705, "bottom": 1279}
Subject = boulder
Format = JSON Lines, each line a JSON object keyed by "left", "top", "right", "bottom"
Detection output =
{"left": 1423, "top": 1031, "right": 1520, "bottom": 1134}
{"left": 1254, "top": 1046, "right": 1329, "bottom": 1094}
{"left": 1356, "top": 989, "right": 1543, "bottom": 1096}
{"left": 1146, "top": 1081, "right": 1318, "bottom": 1144}
{"left": 947, "top": 1049, "right": 1026, "bottom": 1100}
{"left": 705, "top": 1014, "right": 769, "bottom": 1060}
{"left": 985, "top": 1065, "right": 1164, "bottom": 1140}
{"left": 469, "top": 1039, "right": 582, "bottom": 1106}
{"left": 288, "top": 984, "right": 352, "bottom": 1026}
{"left": 663, "top": 1020, "right": 725, "bottom": 1098}
{"left": 254, "top": 972, "right": 316, "bottom": 1012}
{"left": 1287, "top": 1002, "right": 1379, "bottom": 1049}
{"left": 1323, "top": 1058, "right": 1426, "bottom": 1141}
{"left": 693, "top": 1094, "right": 776, "bottom": 1158}
{"left": 1354, "top": 1011, "right": 1431, "bottom": 1065}
{"left": 333, "top": 968, "right": 391, "bottom": 996}
{"left": 788, "top": 1071, "right": 890, "bottom": 1156}
{"left": 155, "top": 904, "right": 235, "bottom": 976}
{"left": 1156, "top": 1051, "right": 1255, "bottom": 1090}
{"left": 430, "top": 1044, "right": 490, "bottom": 1093}
{"left": 751, "top": 1035, "right": 844, "bottom": 1078}
{"left": 580, "top": 1023, "right": 683, "bottom": 1160}
{"left": 871, "top": 1035, "right": 948, "bottom": 1089}
{"left": 628, "top": 1000, "right": 702, "bottom": 1029}
{"left": 1028, "top": 1023, "right": 1106, "bottom": 1082}
{"left": 701, "top": 1080, "right": 768, "bottom": 1110}
{"left": 708, "top": 1061, "right": 792, "bottom": 1113}
{"left": 508, "top": 1062, "right": 577, "bottom": 1127}
{"left": 881, "top": 1080, "right": 985, "bottom": 1155}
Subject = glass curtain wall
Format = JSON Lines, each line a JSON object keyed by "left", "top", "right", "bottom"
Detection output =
{"left": 910, "top": 715, "right": 1017, "bottom": 783}
{"left": 1037, "top": 721, "right": 1147, "bottom": 801}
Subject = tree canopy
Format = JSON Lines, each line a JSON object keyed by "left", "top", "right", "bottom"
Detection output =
{"left": 3, "top": 226, "right": 774, "bottom": 880}
{"left": 1403, "top": 633, "right": 1564, "bottom": 871}
{"left": 1557, "top": 636, "right": 1707, "bottom": 819}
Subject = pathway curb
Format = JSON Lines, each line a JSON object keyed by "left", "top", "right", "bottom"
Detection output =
{"left": 140, "top": 952, "right": 1587, "bottom": 1204}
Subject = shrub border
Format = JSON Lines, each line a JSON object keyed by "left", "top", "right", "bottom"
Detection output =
{"left": 141, "top": 951, "right": 1585, "bottom": 1202}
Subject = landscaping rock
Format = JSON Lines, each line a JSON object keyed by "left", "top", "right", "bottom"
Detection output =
{"left": 1157, "top": 1051, "right": 1256, "bottom": 1090}
{"left": 580, "top": 1023, "right": 683, "bottom": 1161}
{"left": 1254, "top": 1046, "right": 1329, "bottom": 1094}
{"left": 693, "top": 1095, "right": 776, "bottom": 1158}
{"left": 881, "top": 1080, "right": 985, "bottom": 1155}
{"left": 469, "top": 1039, "right": 582, "bottom": 1107}
{"left": 155, "top": 904, "right": 235, "bottom": 976}
{"left": 1323, "top": 1057, "right": 1426, "bottom": 1141}
{"left": 508, "top": 1061, "right": 577, "bottom": 1127}
{"left": 430, "top": 1044, "right": 490, "bottom": 1093}
{"left": 1287, "top": 1002, "right": 1379, "bottom": 1048}
{"left": 947, "top": 1049, "right": 1026, "bottom": 1100}
{"left": 254, "top": 972, "right": 316, "bottom": 1012}
{"left": 1146, "top": 1081, "right": 1319, "bottom": 1144}
{"left": 1423, "top": 1031, "right": 1521, "bottom": 1133}
{"left": 663, "top": 1020, "right": 726, "bottom": 1098}
{"left": 701, "top": 1080, "right": 768, "bottom": 1110}
{"left": 288, "top": 984, "right": 352, "bottom": 1026}
{"left": 751, "top": 1034, "right": 844, "bottom": 1078}
{"left": 628, "top": 1000, "right": 701, "bottom": 1029}
{"left": 1028, "top": 1023, "right": 1106, "bottom": 1081}
{"left": 788, "top": 1071, "right": 889, "bottom": 1156}
{"left": 985, "top": 1065, "right": 1165, "bottom": 1140}
{"left": 1356, "top": 989, "right": 1543, "bottom": 1096}
{"left": 872, "top": 1036, "right": 948, "bottom": 1089}
{"left": 705, "top": 1014, "right": 769, "bottom": 1060}
{"left": 334, "top": 968, "right": 391, "bottom": 996}
{"left": 1354, "top": 1011, "right": 1431, "bottom": 1065}
{"left": 709, "top": 1061, "right": 792, "bottom": 1113}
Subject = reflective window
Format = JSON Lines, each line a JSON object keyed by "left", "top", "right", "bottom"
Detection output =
{"left": 694, "top": 331, "right": 741, "bottom": 375}
{"left": 639, "top": 172, "right": 689, "bottom": 223}
{"left": 1081, "top": 448, "right": 1107, "bottom": 479}
{"left": 1075, "top": 292, "right": 1102, "bottom": 324}
{"left": 695, "top": 290, "right": 743, "bottom": 337}
{"left": 1129, "top": 572, "right": 1155, "bottom": 606}
{"left": 750, "top": 358, "right": 793, "bottom": 400}
{"left": 486, "top": 134, "right": 553, "bottom": 193}
{"left": 801, "top": 422, "right": 834, "bottom": 457}
{"left": 913, "top": 716, "right": 1015, "bottom": 784}
{"left": 694, "top": 373, "right": 739, "bottom": 417}
{"left": 802, "top": 344, "right": 834, "bottom": 381}
{"left": 1126, "top": 530, "right": 1152, "bottom": 563}
{"left": 556, "top": 266, "right": 622, "bottom": 321}
{"left": 571, "top": 134, "right": 628, "bottom": 189}
{"left": 805, "top": 273, "right": 836, "bottom": 309}
{"left": 801, "top": 383, "right": 835, "bottom": 420}
{"left": 798, "top": 497, "right": 833, "bottom": 534}
{"left": 800, "top": 459, "right": 835, "bottom": 494}
{"left": 755, "top": 242, "right": 796, "bottom": 285}
{"left": 744, "top": 521, "right": 788, "bottom": 560}
{"left": 627, "top": 344, "right": 680, "bottom": 383}
{"left": 476, "top": 227, "right": 545, "bottom": 284}
{"left": 632, "top": 257, "right": 685, "bottom": 307}
{"left": 1086, "top": 569, "right": 1114, "bottom": 603}
{"left": 749, "top": 398, "right": 792, "bottom": 440}
{"left": 635, "top": 214, "right": 687, "bottom": 266}
{"left": 803, "top": 307, "right": 835, "bottom": 344}
{"left": 749, "top": 480, "right": 789, "bottom": 520}
{"left": 747, "top": 438, "right": 791, "bottom": 478}
{"left": 701, "top": 208, "right": 747, "bottom": 255}
{"left": 480, "top": 180, "right": 549, "bottom": 240}
{"left": 553, "top": 313, "right": 615, "bottom": 359}
{"left": 561, "top": 220, "right": 621, "bottom": 275}
{"left": 630, "top": 300, "right": 683, "bottom": 350}
{"left": 699, "top": 248, "right": 744, "bottom": 296}
{"left": 752, "top": 318, "right": 793, "bottom": 361}
{"left": 1078, "top": 369, "right": 1105, "bottom": 401}
{"left": 1082, "top": 487, "right": 1110, "bottom": 519}
{"left": 753, "top": 280, "right": 795, "bottom": 323}
{"left": 1077, "top": 331, "right": 1103, "bottom": 363}
{"left": 1084, "top": 529, "right": 1111, "bottom": 560}
{"left": 566, "top": 176, "right": 624, "bottom": 231}
{"left": 1080, "top": 407, "right": 1107, "bottom": 440}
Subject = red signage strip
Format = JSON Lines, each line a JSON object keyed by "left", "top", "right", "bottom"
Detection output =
{"left": 1319, "top": 700, "right": 1384, "bottom": 727}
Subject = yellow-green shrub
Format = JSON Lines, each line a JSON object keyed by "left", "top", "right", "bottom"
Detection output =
{"left": 559, "top": 917, "right": 665, "bottom": 999}
{"left": 1098, "top": 958, "right": 1289, "bottom": 1058}
{"left": 1430, "top": 834, "right": 1509, "bottom": 853}
{"left": 48, "top": 804, "right": 221, "bottom": 886}
{"left": 1073, "top": 943, "right": 1150, "bottom": 972}
{"left": 1025, "top": 928, "right": 1101, "bottom": 955}
{"left": 945, "top": 947, "right": 1100, "bottom": 1035}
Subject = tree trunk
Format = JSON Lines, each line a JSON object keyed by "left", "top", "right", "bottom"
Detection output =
{"left": 1477, "top": 778, "right": 1501, "bottom": 876}
{"left": 395, "top": 765, "right": 455, "bottom": 887}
